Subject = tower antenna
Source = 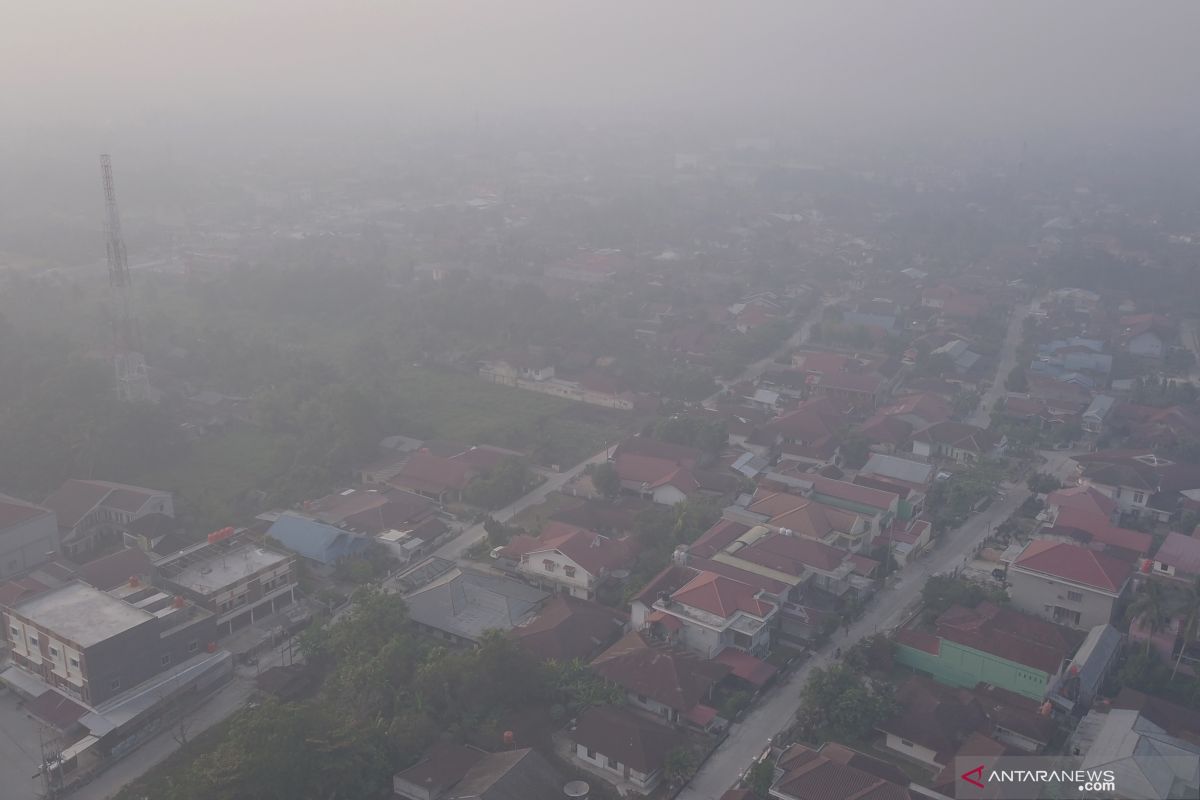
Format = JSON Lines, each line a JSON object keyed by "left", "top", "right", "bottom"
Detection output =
{"left": 101, "top": 154, "right": 151, "bottom": 402}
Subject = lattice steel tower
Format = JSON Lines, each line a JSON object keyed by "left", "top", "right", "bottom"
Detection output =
{"left": 100, "top": 154, "right": 152, "bottom": 403}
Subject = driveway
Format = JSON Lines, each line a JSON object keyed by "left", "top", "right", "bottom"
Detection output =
{"left": 678, "top": 447, "right": 1082, "bottom": 799}
{"left": 968, "top": 298, "right": 1036, "bottom": 428}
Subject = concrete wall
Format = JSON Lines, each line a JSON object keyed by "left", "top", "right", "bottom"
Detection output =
{"left": 884, "top": 732, "right": 941, "bottom": 767}
{"left": 0, "top": 512, "right": 59, "bottom": 579}
{"left": 895, "top": 639, "right": 1051, "bottom": 701}
{"left": 1007, "top": 569, "right": 1118, "bottom": 630}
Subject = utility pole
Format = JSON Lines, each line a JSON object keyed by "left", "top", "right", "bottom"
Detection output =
{"left": 101, "top": 154, "right": 152, "bottom": 403}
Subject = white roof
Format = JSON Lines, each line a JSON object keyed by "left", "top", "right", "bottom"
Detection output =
{"left": 14, "top": 582, "right": 153, "bottom": 648}
{"left": 861, "top": 453, "right": 934, "bottom": 485}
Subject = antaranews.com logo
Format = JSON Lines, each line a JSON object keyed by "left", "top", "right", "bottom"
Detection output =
{"left": 955, "top": 755, "right": 1199, "bottom": 799}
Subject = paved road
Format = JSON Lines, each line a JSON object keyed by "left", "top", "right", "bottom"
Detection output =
{"left": 704, "top": 295, "right": 846, "bottom": 407}
{"left": 968, "top": 298, "right": 1036, "bottom": 428}
{"left": 679, "top": 448, "right": 1082, "bottom": 800}
{"left": 82, "top": 646, "right": 293, "bottom": 800}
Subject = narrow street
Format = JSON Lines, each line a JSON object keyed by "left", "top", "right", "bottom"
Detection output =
{"left": 968, "top": 298, "right": 1035, "bottom": 428}
{"left": 679, "top": 448, "right": 1081, "bottom": 800}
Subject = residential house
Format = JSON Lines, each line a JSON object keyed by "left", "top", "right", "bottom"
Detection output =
{"left": 402, "top": 565, "right": 548, "bottom": 646}
{"left": 393, "top": 743, "right": 487, "bottom": 800}
{"left": 499, "top": 521, "right": 636, "bottom": 600}
{"left": 304, "top": 488, "right": 436, "bottom": 534}
{"left": 1006, "top": 539, "right": 1133, "bottom": 629}
{"left": 1040, "top": 505, "right": 1153, "bottom": 558}
{"left": 589, "top": 630, "right": 730, "bottom": 729}
{"left": 0, "top": 494, "right": 58, "bottom": 579}
{"left": 389, "top": 452, "right": 480, "bottom": 504}
{"left": 394, "top": 745, "right": 568, "bottom": 800}
{"left": 910, "top": 421, "right": 1004, "bottom": 465}
{"left": 1044, "top": 485, "right": 1118, "bottom": 521}
{"left": 1150, "top": 531, "right": 1200, "bottom": 583}
{"left": 860, "top": 454, "right": 934, "bottom": 488}
{"left": 1117, "top": 313, "right": 1173, "bottom": 360}
{"left": 932, "top": 338, "right": 982, "bottom": 375}
{"left": 1082, "top": 395, "right": 1117, "bottom": 434}
{"left": 1112, "top": 404, "right": 1200, "bottom": 449}
{"left": 893, "top": 602, "right": 1082, "bottom": 701}
{"left": 998, "top": 393, "right": 1082, "bottom": 430}
{"left": 729, "top": 490, "right": 872, "bottom": 553}
{"left": 768, "top": 741, "right": 920, "bottom": 800}
{"left": 610, "top": 438, "right": 734, "bottom": 505}
{"left": 762, "top": 397, "right": 848, "bottom": 465}
{"left": 510, "top": 594, "right": 626, "bottom": 663}
{"left": 571, "top": 705, "right": 686, "bottom": 794}
{"left": 120, "top": 513, "right": 188, "bottom": 558}
{"left": 877, "top": 675, "right": 990, "bottom": 769}
{"left": 1074, "top": 449, "right": 1200, "bottom": 522}
{"left": 1074, "top": 706, "right": 1200, "bottom": 800}
{"left": 42, "top": 480, "right": 173, "bottom": 559}
{"left": 265, "top": 512, "right": 370, "bottom": 566}
{"left": 630, "top": 563, "right": 778, "bottom": 659}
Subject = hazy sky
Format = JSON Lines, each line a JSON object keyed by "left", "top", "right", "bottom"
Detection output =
{"left": 3, "top": 1, "right": 1199, "bottom": 152}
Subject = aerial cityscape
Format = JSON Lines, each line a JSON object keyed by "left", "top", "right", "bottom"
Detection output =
{"left": 2, "top": 3, "right": 1200, "bottom": 800}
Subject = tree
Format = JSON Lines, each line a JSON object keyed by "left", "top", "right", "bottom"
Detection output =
{"left": 1128, "top": 582, "right": 1172, "bottom": 655}
{"left": 1026, "top": 472, "right": 1063, "bottom": 494}
{"left": 664, "top": 747, "right": 698, "bottom": 785}
{"left": 796, "top": 664, "right": 897, "bottom": 743}
{"left": 746, "top": 759, "right": 775, "bottom": 796}
{"left": 592, "top": 462, "right": 620, "bottom": 499}
{"left": 1172, "top": 577, "right": 1200, "bottom": 680}
{"left": 839, "top": 435, "right": 871, "bottom": 470}
{"left": 1005, "top": 367, "right": 1028, "bottom": 393}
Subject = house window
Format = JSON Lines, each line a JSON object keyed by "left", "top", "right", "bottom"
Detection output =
{"left": 564, "top": 566, "right": 576, "bottom": 578}
{"left": 188, "top": 640, "right": 199, "bottom": 653}
{"left": 900, "top": 739, "right": 915, "bottom": 748}
{"left": 69, "top": 657, "right": 80, "bottom": 669}
{"left": 585, "top": 748, "right": 597, "bottom": 760}
{"left": 1133, "top": 491, "right": 1145, "bottom": 504}
{"left": 9, "top": 625, "right": 18, "bottom": 638}
{"left": 110, "top": 678, "right": 121, "bottom": 691}
{"left": 160, "top": 654, "right": 172, "bottom": 667}
{"left": 28, "top": 634, "right": 38, "bottom": 647}
{"left": 542, "top": 559, "right": 556, "bottom": 572}
{"left": 1067, "top": 590, "right": 1083, "bottom": 602}
{"left": 49, "top": 646, "right": 60, "bottom": 658}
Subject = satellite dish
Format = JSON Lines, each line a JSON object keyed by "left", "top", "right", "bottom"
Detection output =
{"left": 563, "top": 780, "right": 590, "bottom": 799}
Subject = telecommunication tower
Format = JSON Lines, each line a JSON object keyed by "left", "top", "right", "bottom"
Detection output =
{"left": 100, "top": 154, "right": 152, "bottom": 403}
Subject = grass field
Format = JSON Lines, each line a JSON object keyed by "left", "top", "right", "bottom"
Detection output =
{"left": 393, "top": 366, "right": 570, "bottom": 442}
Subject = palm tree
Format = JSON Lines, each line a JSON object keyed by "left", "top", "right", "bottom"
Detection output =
{"left": 1171, "top": 577, "right": 1200, "bottom": 681}
{"left": 1128, "top": 582, "right": 1171, "bottom": 656}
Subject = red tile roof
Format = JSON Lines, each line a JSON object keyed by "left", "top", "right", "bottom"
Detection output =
{"left": 712, "top": 647, "right": 778, "bottom": 687}
{"left": 590, "top": 630, "right": 729, "bottom": 713}
{"left": 810, "top": 475, "right": 897, "bottom": 512}
{"left": 612, "top": 437, "right": 701, "bottom": 467}
{"left": 1154, "top": 532, "right": 1200, "bottom": 576}
{"left": 879, "top": 675, "right": 989, "bottom": 766}
{"left": 75, "top": 547, "right": 155, "bottom": 591}
{"left": 1046, "top": 485, "right": 1118, "bottom": 518}
{"left": 774, "top": 743, "right": 915, "bottom": 800}
{"left": 1049, "top": 507, "right": 1153, "bottom": 555}
{"left": 855, "top": 414, "right": 913, "bottom": 447}
{"left": 671, "top": 571, "right": 775, "bottom": 619}
{"left": 739, "top": 531, "right": 849, "bottom": 574}
{"left": 691, "top": 519, "right": 751, "bottom": 559}
{"left": 1014, "top": 539, "right": 1133, "bottom": 593}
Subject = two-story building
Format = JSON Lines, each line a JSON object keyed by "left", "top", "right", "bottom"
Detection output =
{"left": 571, "top": 705, "right": 686, "bottom": 795}
{"left": 629, "top": 564, "right": 778, "bottom": 659}
{"left": 0, "top": 494, "right": 59, "bottom": 579}
{"left": 1073, "top": 450, "right": 1200, "bottom": 523}
{"left": 2, "top": 580, "right": 216, "bottom": 705}
{"left": 1006, "top": 540, "right": 1133, "bottom": 629}
{"left": 41, "top": 480, "right": 172, "bottom": 559}
{"left": 499, "top": 522, "right": 636, "bottom": 600}
{"left": 156, "top": 533, "right": 297, "bottom": 636}
{"left": 910, "top": 421, "right": 1005, "bottom": 465}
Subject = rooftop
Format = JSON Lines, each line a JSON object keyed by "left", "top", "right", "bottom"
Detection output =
{"left": 160, "top": 540, "right": 292, "bottom": 595}
{"left": 13, "top": 582, "right": 153, "bottom": 648}
{"left": 404, "top": 567, "right": 548, "bottom": 642}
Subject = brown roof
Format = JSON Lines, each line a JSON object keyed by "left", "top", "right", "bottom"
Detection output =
{"left": 590, "top": 630, "right": 729, "bottom": 713}
{"left": 338, "top": 491, "right": 435, "bottom": 533}
{"left": 934, "top": 602, "right": 1082, "bottom": 675}
{"left": 672, "top": 571, "right": 775, "bottom": 619}
{"left": 394, "top": 742, "right": 486, "bottom": 799}
{"left": 501, "top": 521, "right": 636, "bottom": 576}
{"left": 43, "top": 480, "right": 164, "bottom": 531}
{"left": 878, "top": 675, "right": 989, "bottom": 765}
{"left": 390, "top": 452, "right": 478, "bottom": 494}
{"left": 0, "top": 493, "right": 53, "bottom": 530}
{"left": 571, "top": 705, "right": 685, "bottom": 774}
{"left": 444, "top": 747, "right": 566, "bottom": 800}
{"left": 911, "top": 421, "right": 999, "bottom": 454}
{"left": 739, "top": 531, "right": 849, "bottom": 574}
{"left": 612, "top": 437, "right": 702, "bottom": 467}
{"left": 1112, "top": 687, "right": 1200, "bottom": 742}
{"left": 26, "top": 690, "right": 89, "bottom": 731}
{"left": 774, "top": 743, "right": 915, "bottom": 800}
{"left": 691, "top": 519, "right": 752, "bottom": 558}
{"left": 74, "top": 547, "right": 156, "bottom": 591}
{"left": 511, "top": 594, "right": 626, "bottom": 663}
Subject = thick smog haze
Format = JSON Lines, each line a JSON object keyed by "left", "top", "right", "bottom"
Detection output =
{"left": 3, "top": 5, "right": 1200, "bottom": 800}
{"left": 4, "top": 1, "right": 1199, "bottom": 142}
